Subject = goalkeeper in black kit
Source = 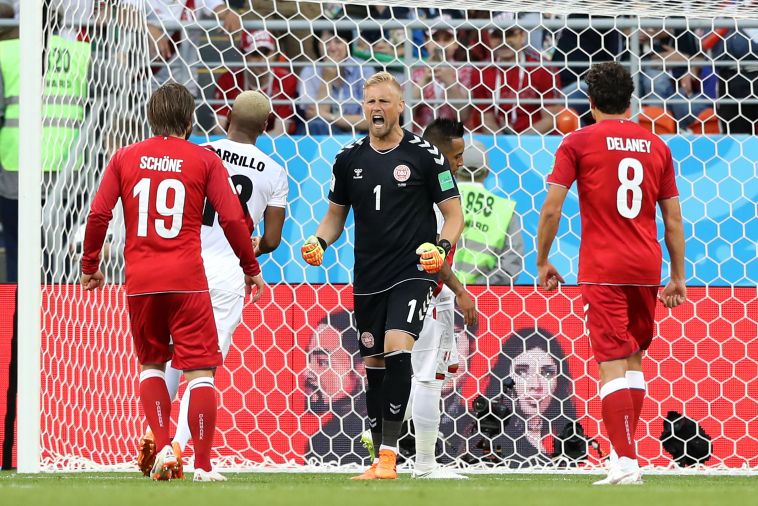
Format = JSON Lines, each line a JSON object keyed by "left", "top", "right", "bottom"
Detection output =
{"left": 301, "top": 71, "right": 464, "bottom": 480}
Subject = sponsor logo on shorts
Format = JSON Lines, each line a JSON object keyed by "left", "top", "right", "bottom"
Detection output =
{"left": 361, "top": 331, "right": 375, "bottom": 348}
{"left": 393, "top": 164, "right": 411, "bottom": 182}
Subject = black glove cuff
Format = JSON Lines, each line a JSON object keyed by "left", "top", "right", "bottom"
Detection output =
{"left": 437, "top": 239, "right": 452, "bottom": 256}
{"left": 317, "top": 236, "right": 328, "bottom": 251}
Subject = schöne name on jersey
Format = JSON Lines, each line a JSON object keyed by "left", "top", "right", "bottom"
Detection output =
{"left": 139, "top": 156, "right": 184, "bottom": 172}
{"left": 605, "top": 136, "right": 652, "bottom": 153}
{"left": 211, "top": 147, "right": 267, "bottom": 172}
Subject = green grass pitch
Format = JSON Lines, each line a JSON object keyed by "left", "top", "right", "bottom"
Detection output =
{"left": 2, "top": 472, "right": 757, "bottom": 506}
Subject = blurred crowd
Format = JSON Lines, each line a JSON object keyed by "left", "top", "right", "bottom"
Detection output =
{"left": 3, "top": 1, "right": 757, "bottom": 137}
{"left": 141, "top": 2, "right": 758, "bottom": 137}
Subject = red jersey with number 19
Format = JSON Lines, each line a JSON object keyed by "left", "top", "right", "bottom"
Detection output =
{"left": 82, "top": 136, "right": 260, "bottom": 295}
{"left": 547, "top": 119, "right": 679, "bottom": 286}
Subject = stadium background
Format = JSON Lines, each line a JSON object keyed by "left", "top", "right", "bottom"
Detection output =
{"left": 0, "top": 0, "right": 756, "bottom": 473}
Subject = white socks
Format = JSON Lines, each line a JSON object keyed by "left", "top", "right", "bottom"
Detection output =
{"left": 411, "top": 379, "right": 443, "bottom": 473}
{"left": 164, "top": 361, "right": 182, "bottom": 401}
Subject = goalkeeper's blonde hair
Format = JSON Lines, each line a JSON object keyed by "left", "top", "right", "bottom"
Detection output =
{"left": 364, "top": 71, "right": 402, "bottom": 95}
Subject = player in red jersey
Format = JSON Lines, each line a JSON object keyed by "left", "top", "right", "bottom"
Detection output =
{"left": 81, "top": 83, "right": 265, "bottom": 482}
{"left": 537, "top": 62, "right": 686, "bottom": 485}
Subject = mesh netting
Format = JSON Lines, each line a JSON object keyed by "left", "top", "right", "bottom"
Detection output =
{"left": 19, "top": 0, "right": 757, "bottom": 472}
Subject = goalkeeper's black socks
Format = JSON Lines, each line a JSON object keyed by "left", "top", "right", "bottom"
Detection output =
{"left": 380, "top": 350, "right": 413, "bottom": 451}
{"left": 365, "top": 365, "right": 386, "bottom": 452}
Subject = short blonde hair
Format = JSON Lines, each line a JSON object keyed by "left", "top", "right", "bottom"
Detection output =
{"left": 364, "top": 71, "right": 402, "bottom": 95}
{"left": 231, "top": 90, "right": 271, "bottom": 130}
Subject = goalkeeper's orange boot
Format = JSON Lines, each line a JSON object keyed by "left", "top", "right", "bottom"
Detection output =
{"left": 171, "top": 442, "right": 185, "bottom": 480}
{"left": 136, "top": 430, "right": 156, "bottom": 477}
{"left": 350, "top": 462, "right": 378, "bottom": 480}
{"left": 374, "top": 449, "right": 397, "bottom": 480}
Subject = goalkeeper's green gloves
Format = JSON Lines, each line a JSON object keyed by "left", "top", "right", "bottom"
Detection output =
{"left": 416, "top": 239, "right": 451, "bottom": 274}
{"left": 302, "top": 235, "right": 327, "bottom": 266}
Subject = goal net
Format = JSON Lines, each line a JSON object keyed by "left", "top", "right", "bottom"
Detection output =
{"left": 12, "top": 0, "right": 756, "bottom": 473}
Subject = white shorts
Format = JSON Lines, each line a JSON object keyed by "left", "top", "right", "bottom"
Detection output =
{"left": 412, "top": 290, "right": 458, "bottom": 382}
{"left": 210, "top": 288, "right": 244, "bottom": 358}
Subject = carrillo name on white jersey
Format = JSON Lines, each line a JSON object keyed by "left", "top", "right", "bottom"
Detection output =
{"left": 209, "top": 146, "right": 268, "bottom": 172}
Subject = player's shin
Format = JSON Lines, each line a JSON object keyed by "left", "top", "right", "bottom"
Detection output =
{"left": 186, "top": 376, "right": 217, "bottom": 472}
{"left": 600, "top": 377, "right": 637, "bottom": 462}
{"left": 365, "top": 366, "right": 385, "bottom": 457}
{"left": 139, "top": 369, "right": 172, "bottom": 449}
{"left": 626, "top": 370, "right": 646, "bottom": 435}
{"left": 411, "top": 379, "right": 443, "bottom": 474}
{"left": 380, "top": 350, "right": 413, "bottom": 453}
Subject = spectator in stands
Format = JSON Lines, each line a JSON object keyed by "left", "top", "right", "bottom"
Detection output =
{"left": 213, "top": 30, "right": 298, "bottom": 135}
{"left": 411, "top": 17, "right": 473, "bottom": 132}
{"left": 240, "top": 1, "right": 321, "bottom": 62}
{"left": 711, "top": 26, "right": 758, "bottom": 134}
{"left": 145, "top": 0, "right": 241, "bottom": 96}
{"left": 454, "top": 141, "right": 524, "bottom": 285}
{"left": 552, "top": 14, "right": 625, "bottom": 122}
{"left": 639, "top": 25, "right": 713, "bottom": 129}
{"left": 302, "top": 310, "right": 368, "bottom": 466}
{"left": 348, "top": 4, "right": 413, "bottom": 63}
{"left": 472, "top": 25, "right": 562, "bottom": 134}
{"left": 297, "top": 27, "right": 374, "bottom": 135}
{"left": 459, "top": 327, "right": 578, "bottom": 468}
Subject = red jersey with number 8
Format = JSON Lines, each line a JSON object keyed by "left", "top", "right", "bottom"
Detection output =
{"left": 82, "top": 136, "right": 259, "bottom": 295}
{"left": 547, "top": 119, "right": 679, "bottom": 285}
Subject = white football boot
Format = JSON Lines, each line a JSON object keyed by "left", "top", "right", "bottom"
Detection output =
{"left": 193, "top": 468, "right": 228, "bottom": 482}
{"left": 593, "top": 457, "right": 642, "bottom": 485}
{"left": 412, "top": 466, "right": 469, "bottom": 480}
{"left": 150, "top": 445, "right": 178, "bottom": 481}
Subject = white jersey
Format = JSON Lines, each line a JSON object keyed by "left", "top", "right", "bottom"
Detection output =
{"left": 201, "top": 138, "right": 288, "bottom": 295}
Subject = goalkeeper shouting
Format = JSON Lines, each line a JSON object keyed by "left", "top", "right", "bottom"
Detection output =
{"left": 302, "top": 71, "right": 464, "bottom": 480}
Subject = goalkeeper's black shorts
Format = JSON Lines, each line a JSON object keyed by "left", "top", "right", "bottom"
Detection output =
{"left": 353, "top": 278, "right": 435, "bottom": 357}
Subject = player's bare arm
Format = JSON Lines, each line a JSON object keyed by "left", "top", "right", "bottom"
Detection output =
{"left": 302, "top": 202, "right": 349, "bottom": 266}
{"left": 437, "top": 196, "right": 464, "bottom": 246}
{"left": 438, "top": 261, "right": 477, "bottom": 326}
{"left": 659, "top": 197, "right": 687, "bottom": 308}
{"left": 255, "top": 206, "right": 286, "bottom": 256}
{"left": 537, "top": 184, "right": 569, "bottom": 290}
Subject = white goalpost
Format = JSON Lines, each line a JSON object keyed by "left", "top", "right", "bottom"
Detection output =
{"left": 12, "top": 0, "right": 757, "bottom": 474}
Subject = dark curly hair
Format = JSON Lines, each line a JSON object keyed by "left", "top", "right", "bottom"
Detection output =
{"left": 423, "top": 118, "right": 465, "bottom": 153}
{"left": 585, "top": 62, "right": 635, "bottom": 115}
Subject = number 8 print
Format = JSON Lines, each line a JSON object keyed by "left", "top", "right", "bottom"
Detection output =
{"left": 617, "top": 157, "right": 643, "bottom": 219}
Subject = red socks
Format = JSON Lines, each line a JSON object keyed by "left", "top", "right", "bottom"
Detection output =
{"left": 187, "top": 377, "right": 217, "bottom": 472}
{"left": 139, "top": 370, "right": 172, "bottom": 449}
{"left": 626, "top": 371, "right": 646, "bottom": 435}
{"left": 600, "top": 377, "right": 636, "bottom": 459}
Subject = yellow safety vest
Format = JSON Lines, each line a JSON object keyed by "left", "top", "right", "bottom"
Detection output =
{"left": 0, "top": 36, "right": 90, "bottom": 172}
{"left": 454, "top": 182, "right": 516, "bottom": 284}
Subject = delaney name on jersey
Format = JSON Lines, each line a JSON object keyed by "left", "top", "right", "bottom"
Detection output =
{"left": 606, "top": 136, "right": 652, "bottom": 153}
